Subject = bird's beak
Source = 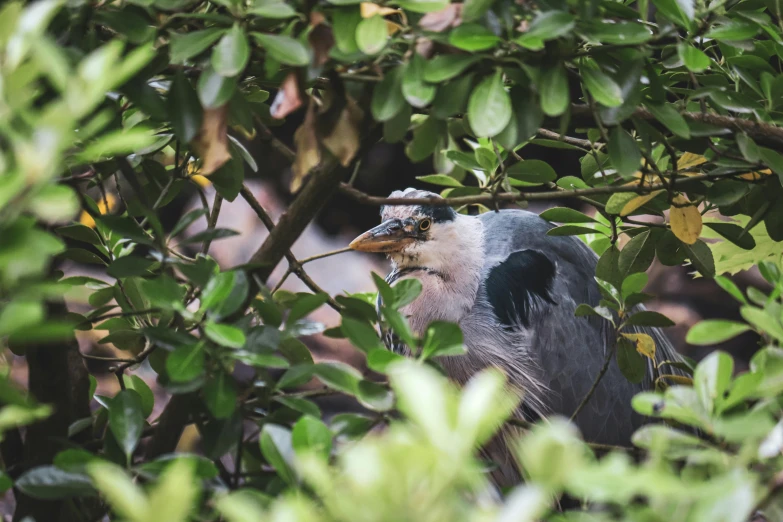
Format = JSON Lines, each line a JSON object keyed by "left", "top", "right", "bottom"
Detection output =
{"left": 349, "top": 219, "right": 415, "bottom": 253}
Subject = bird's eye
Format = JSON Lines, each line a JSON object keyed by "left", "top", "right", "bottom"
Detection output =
{"left": 419, "top": 219, "right": 432, "bottom": 231}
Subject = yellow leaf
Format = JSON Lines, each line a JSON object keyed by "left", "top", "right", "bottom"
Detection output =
{"left": 676, "top": 152, "right": 707, "bottom": 171}
{"left": 669, "top": 195, "right": 702, "bottom": 245}
{"left": 657, "top": 374, "right": 693, "bottom": 386}
{"left": 620, "top": 190, "right": 664, "bottom": 216}
{"left": 738, "top": 168, "right": 772, "bottom": 181}
{"left": 191, "top": 174, "right": 211, "bottom": 187}
{"left": 621, "top": 333, "right": 656, "bottom": 360}
{"left": 386, "top": 20, "right": 402, "bottom": 35}
{"left": 291, "top": 102, "right": 320, "bottom": 193}
{"left": 79, "top": 193, "right": 117, "bottom": 228}
{"left": 360, "top": 2, "right": 399, "bottom": 18}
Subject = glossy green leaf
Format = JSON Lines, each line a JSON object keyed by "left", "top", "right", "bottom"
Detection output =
{"left": 253, "top": 33, "right": 310, "bottom": 65}
{"left": 109, "top": 390, "right": 145, "bottom": 461}
{"left": 467, "top": 71, "right": 511, "bottom": 138}
{"left": 539, "top": 65, "right": 569, "bottom": 116}
{"left": 212, "top": 25, "right": 249, "bottom": 77}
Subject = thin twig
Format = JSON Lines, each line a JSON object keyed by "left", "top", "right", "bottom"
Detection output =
{"left": 240, "top": 185, "right": 342, "bottom": 311}
{"left": 202, "top": 192, "right": 224, "bottom": 255}
{"left": 536, "top": 128, "right": 595, "bottom": 150}
{"left": 299, "top": 247, "right": 353, "bottom": 265}
{"left": 570, "top": 343, "right": 617, "bottom": 422}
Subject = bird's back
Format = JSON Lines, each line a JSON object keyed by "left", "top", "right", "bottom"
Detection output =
{"left": 468, "top": 209, "right": 679, "bottom": 444}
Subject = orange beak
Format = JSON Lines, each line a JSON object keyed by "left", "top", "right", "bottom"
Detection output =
{"left": 349, "top": 219, "right": 415, "bottom": 253}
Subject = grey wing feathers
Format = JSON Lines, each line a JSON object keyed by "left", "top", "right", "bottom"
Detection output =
{"left": 477, "top": 209, "right": 685, "bottom": 445}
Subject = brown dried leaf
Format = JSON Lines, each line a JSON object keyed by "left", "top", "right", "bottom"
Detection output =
{"left": 415, "top": 37, "right": 434, "bottom": 58}
{"left": 291, "top": 101, "right": 321, "bottom": 193}
{"left": 419, "top": 3, "right": 463, "bottom": 32}
{"left": 321, "top": 96, "right": 364, "bottom": 168}
{"left": 270, "top": 73, "right": 302, "bottom": 120}
{"left": 309, "top": 13, "right": 334, "bottom": 67}
{"left": 192, "top": 106, "right": 231, "bottom": 176}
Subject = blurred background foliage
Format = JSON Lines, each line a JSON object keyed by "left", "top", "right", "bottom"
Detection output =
{"left": 2, "top": 0, "right": 783, "bottom": 520}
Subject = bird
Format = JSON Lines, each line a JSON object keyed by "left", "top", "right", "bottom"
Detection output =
{"left": 349, "top": 188, "right": 685, "bottom": 486}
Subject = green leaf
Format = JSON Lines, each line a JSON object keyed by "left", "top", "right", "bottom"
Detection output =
{"left": 285, "top": 292, "right": 327, "bottom": 324}
{"left": 448, "top": 24, "right": 500, "bottom": 51}
{"left": 705, "top": 20, "right": 758, "bottom": 41}
{"left": 367, "top": 347, "right": 405, "bottom": 372}
{"left": 166, "top": 343, "right": 205, "bottom": 383}
{"left": 203, "top": 373, "right": 237, "bottom": 418}
{"left": 422, "top": 321, "right": 465, "bottom": 358}
{"left": 341, "top": 317, "right": 384, "bottom": 352}
{"left": 741, "top": 306, "right": 783, "bottom": 343}
{"left": 252, "top": 33, "right": 309, "bottom": 66}
{"left": 371, "top": 66, "right": 405, "bottom": 122}
{"left": 618, "top": 229, "right": 656, "bottom": 278}
{"left": 621, "top": 272, "right": 648, "bottom": 298}
{"left": 416, "top": 174, "right": 463, "bottom": 187}
{"left": 249, "top": 0, "right": 297, "bottom": 18}
{"left": 626, "top": 311, "right": 675, "bottom": 327}
{"left": 608, "top": 127, "right": 641, "bottom": 178}
{"left": 521, "top": 10, "right": 575, "bottom": 41}
{"left": 198, "top": 66, "right": 236, "bottom": 108}
{"left": 645, "top": 102, "right": 690, "bottom": 139}
{"left": 355, "top": 14, "right": 387, "bottom": 55}
{"left": 16, "top": 466, "right": 95, "bottom": 500}
{"left": 331, "top": 7, "right": 361, "bottom": 53}
{"left": 392, "top": 278, "right": 423, "bottom": 308}
{"left": 467, "top": 71, "right": 511, "bottom": 138}
{"left": 540, "top": 207, "right": 595, "bottom": 224}
{"left": 683, "top": 239, "right": 715, "bottom": 278}
{"left": 677, "top": 43, "right": 710, "bottom": 72}
{"left": 292, "top": 415, "right": 333, "bottom": 461}
{"left": 212, "top": 24, "right": 249, "bottom": 77}
{"left": 686, "top": 320, "right": 750, "bottom": 346}
{"left": 107, "top": 256, "right": 155, "bottom": 278}
{"left": 546, "top": 225, "right": 600, "bottom": 236}
{"left": 715, "top": 275, "right": 747, "bottom": 304}
{"left": 461, "top": 0, "right": 493, "bottom": 22}
{"left": 259, "top": 424, "right": 296, "bottom": 484}
{"left": 171, "top": 208, "right": 208, "bottom": 238}
{"left": 313, "top": 362, "right": 361, "bottom": 394}
{"left": 170, "top": 28, "right": 226, "bottom": 64}
{"left": 109, "top": 390, "right": 144, "bottom": 461}
{"left": 581, "top": 60, "right": 623, "bottom": 107}
{"left": 204, "top": 322, "right": 246, "bottom": 348}
{"left": 507, "top": 160, "right": 557, "bottom": 184}
{"left": 394, "top": 0, "right": 449, "bottom": 12}
{"left": 581, "top": 21, "right": 652, "bottom": 44}
{"left": 402, "top": 54, "right": 436, "bottom": 108}
{"left": 423, "top": 55, "right": 480, "bottom": 83}
{"left": 122, "top": 375, "right": 154, "bottom": 418}
{"left": 182, "top": 228, "right": 239, "bottom": 244}
{"left": 693, "top": 351, "right": 733, "bottom": 412}
{"left": 539, "top": 65, "right": 569, "bottom": 117}
{"left": 56, "top": 224, "right": 101, "bottom": 245}
{"left": 357, "top": 379, "right": 395, "bottom": 411}
{"left": 167, "top": 71, "right": 203, "bottom": 143}
{"left": 99, "top": 215, "right": 152, "bottom": 245}
{"left": 616, "top": 337, "right": 646, "bottom": 384}
{"left": 704, "top": 222, "right": 756, "bottom": 250}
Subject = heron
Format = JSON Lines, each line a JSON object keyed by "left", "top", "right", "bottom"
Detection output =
{"left": 349, "top": 188, "right": 684, "bottom": 486}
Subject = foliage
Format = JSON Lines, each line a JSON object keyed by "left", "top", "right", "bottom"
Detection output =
{"left": 2, "top": 0, "right": 783, "bottom": 520}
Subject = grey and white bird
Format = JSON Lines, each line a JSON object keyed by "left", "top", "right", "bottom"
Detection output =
{"left": 349, "top": 188, "right": 683, "bottom": 485}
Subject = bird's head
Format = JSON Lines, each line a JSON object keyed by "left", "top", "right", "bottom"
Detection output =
{"left": 349, "top": 188, "right": 459, "bottom": 265}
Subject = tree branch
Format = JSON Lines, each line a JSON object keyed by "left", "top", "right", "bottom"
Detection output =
{"left": 568, "top": 104, "right": 783, "bottom": 149}
{"left": 338, "top": 169, "right": 741, "bottom": 208}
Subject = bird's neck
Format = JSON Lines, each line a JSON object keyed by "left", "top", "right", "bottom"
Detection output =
{"left": 390, "top": 215, "right": 484, "bottom": 329}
